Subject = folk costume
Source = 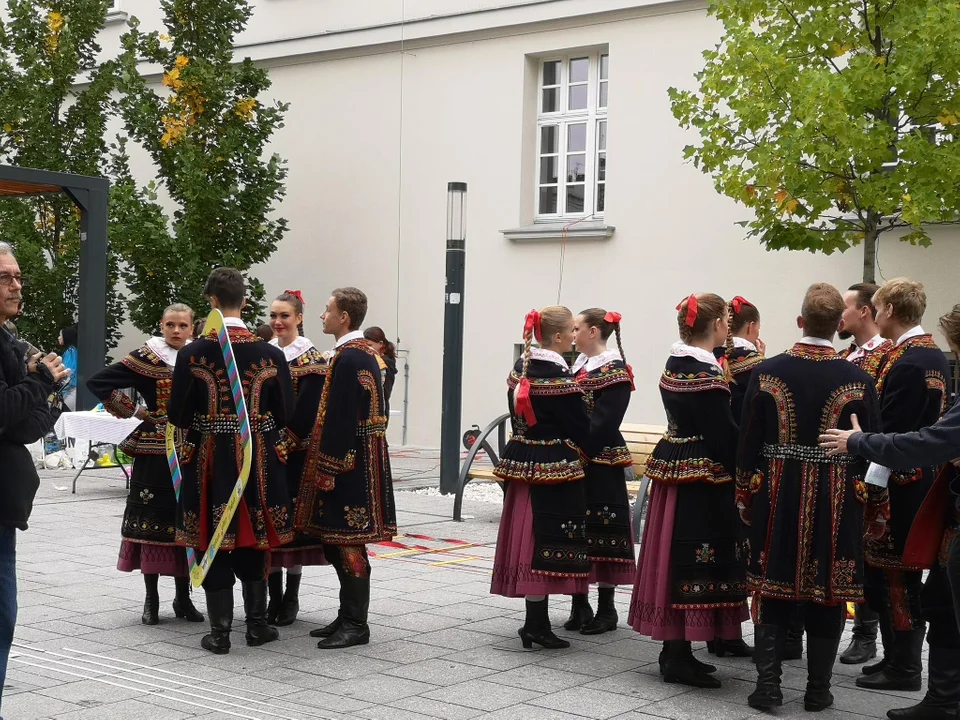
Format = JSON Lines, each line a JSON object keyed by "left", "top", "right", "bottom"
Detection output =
{"left": 858, "top": 327, "right": 950, "bottom": 692}
{"left": 490, "top": 336, "right": 590, "bottom": 650}
{"left": 726, "top": 337, "right": 764, "bottom": 424}
{"left": 841, "top": 334, "right": 893, "bottom": 380}
{"left": 627, "top": 341, "right": 747, "bottom": 687}
{"left": 737, "top": 338, "right": 883, "bottom": 711}
{"left": 566, "top": 344, "right": 635, "bottom": 635}
{"left": 847, "top": 400, "right": 960, "bottom": 720}
{"left": 87, "top": 336, "right": 204, "bottom": 625}
{"left": 168, "top": 317, "right": 296, "bottom": 654}
{"left": 294, "top": 330, "right": 397, "bottom": 650}
{"left": 267, "top": 335, "right": 328, "bottom": 626}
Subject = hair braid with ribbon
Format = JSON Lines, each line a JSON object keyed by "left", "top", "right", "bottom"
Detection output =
{"left": 605, "top": 311, "right": 635, "bottom": 391}
{"left": 515, "top": 309, "right": 541, "bottom": 426}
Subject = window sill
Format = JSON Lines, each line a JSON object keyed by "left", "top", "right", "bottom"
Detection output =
{"left": 501, "top": 221, "right": 615, "bottom": 243}
{"left": 104, "top": 9, "right": 129, "bottom": 24}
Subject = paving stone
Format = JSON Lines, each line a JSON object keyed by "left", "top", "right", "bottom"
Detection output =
{"left": 279, "top": 688, "right": 376, "bottom": 713}
{"left": 54, "top": 698, "right": 195, "bottom": 720}
{"left": 384, "top": 657, "right": 496, "bottom": 686}
{"left": 439, "top": 645, "right": 545, "bottom": 671}
{"left": 529, "top": 687, "right": 651, "bottom": 719}
{"left": 389, "top": 695, "right": 487, "bottom": 720}
{"left": 542, "top": 649, "right": 645, "bottom": 677}
{"left": 323, "top": 673, "right": 434, "bottom": 703}
{"left": 582, "top": 670, "right": 702, "bottom": 702}
{"left": 638, "top": 691, "right": 761, "bottom": 720}
{"left": 0, "top": 691, "right": 81, "bottom": 718}
{"left": 420, "top": 679, "right": 541, "bottom": 712}
{"left": 407, "top": 627, "right": 497, "bottom": 651}
{"left": 485, "top": 664, "right": 597, "bottom": 693}
{"left": 39, "top": 679, "right": 143, "bottom": 704}
{"left": 374, "top": 611, "right": 466, "bottom": 633}
{"left": 482, "top": 704, "right": 590, "bottom": 720}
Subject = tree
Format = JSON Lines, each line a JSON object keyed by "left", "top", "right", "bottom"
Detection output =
{"left": 669, "top": 1, "right": 960, "bottom": 282}
{"left": 0, "top": 0, "right": 126, "bottom": 353}
{"left": 114, "top": 0, "right": 289, "bottom": 331}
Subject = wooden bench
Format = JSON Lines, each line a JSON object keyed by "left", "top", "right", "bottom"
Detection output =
{"left": 453, "top": 417, "right": 667, "bottom": 534}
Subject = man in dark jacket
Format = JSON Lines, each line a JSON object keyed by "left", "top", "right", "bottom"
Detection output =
{"left": 0, "top": 242, "right": 68, "bottom": 715}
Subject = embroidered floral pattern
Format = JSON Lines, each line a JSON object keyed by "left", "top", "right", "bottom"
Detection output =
{"left": 659, "top": 369, "right": 730, "bottom": 394}
{"left": 759, "top": 375, "right": 797, "bottom": 444}
{"left": 695, "top": 543, "right": 716, "bottom": 563}
{"left": 645, "top": 456, "right": 732, "bottom": 485}
{"left": 819, "top": 383, "right": 867, "bottom": 435}
{"left": 344, "top": 505, "right": 370, "bottom": 529}
{"left": 139, "top": 488, "right": 155, "bottom": 504}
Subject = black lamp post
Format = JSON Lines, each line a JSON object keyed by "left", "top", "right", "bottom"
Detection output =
{"left": 440, "top": 182, "right": 467, "bottom": 494}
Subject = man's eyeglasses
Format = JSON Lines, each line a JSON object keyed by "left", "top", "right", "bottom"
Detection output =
{"left": 0, "top": 273, "right": 24, "bottom": 287}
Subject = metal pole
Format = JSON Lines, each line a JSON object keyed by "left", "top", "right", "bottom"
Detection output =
{"left": 439, "top": 182, "right": 467, "bottom": 494}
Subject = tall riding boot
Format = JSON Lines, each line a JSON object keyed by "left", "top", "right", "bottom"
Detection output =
{"left": 887, "top": 647, "right": 960, "bottom": 720}
{"left": 518, "top": 598, "right": 570, "bottom": 650}
{"left": 200, "top": 588, "right": 233, "bottom": 655}
{"left": 748, "top": 625, "right": 786, "bottom": 710}
{"left": 563, "top": 593, "right": 594, "bottom": 631}
{"left": 317, "top": 575, "right": 371, "bottom": 649}
{"left": 141, "top": 573, "right": 160, "bottom": 625}
{"left": 857, "top": 627, "right": 925, "bottom": 691}
{"left": 310, "top": 562, "right": 346, "bottom": 638}
{"left": 864, "top": 598, "right": 895, "bottom": 675}
{"left": 663, "top": 640, "right": 721, "bottom": 689}
{"left": 172, "top": 576, "right": 204, "bottom": 622}
{"left": 784, "top": 620, "right": 805, "bottom": 660}
{"left": 242, "top": 580, "right": 280, "bottom": 646}
{"left": 581, "top": 587, "right": 617, "bottom": 635}
{"left": 841, "top": 603, "right": 879, "bottom": 664}
{"left": 275, "top": 571, "right": 301, "bottom": 627}
{"left": 804, "top": 636, "right": 843, "bottom": 711}
{"left": 266, "top": 570, "right": 283, "bottom": 625}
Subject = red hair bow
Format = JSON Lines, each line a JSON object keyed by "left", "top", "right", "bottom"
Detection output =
{"left": 523, "top": 309, "right": 542, "bottom": 342}
{"left": 284, "top": 290, "right": 306, "bottom": 305}
{"left": 731, "top": 296, "right": 752, "bottom": 314}
{"left": 676, "top": 295, "right": 698, "bottom": 328}
{"left": 604, "top": 311, "right": 622, "bottom": 324}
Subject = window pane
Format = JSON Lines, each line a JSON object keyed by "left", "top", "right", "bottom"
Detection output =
{"left": 597, "top": 152, "right": 606, "bottom": 181}
{"left": 598, "top": 121, "right": 607, "bottom": 151}
{"left": 599, "top": 82, "right": 608, "bottom": 108}
{"left": 600, "top": 54, "right": 609, "bottom": 80}
{"left": 540, "top": 156, "right": 558, "bottom": 184}
{"left": 539, "top": 187, "right": 558, "bottom": 214}
{"left": 541, "top": 125, "right": 559, "bottom": 153}
{"left": 568, "top": 84, "right": 588, "bottom": 110}
{"left": 569, "top": 57, "right": 589, "bottom": 83}
{"left": 542, "top": 60, "right": 560, "bottom": 87}
{"left": 542, "top": 88, "right": 559, "bottom": 113}
{"left": 596, "top": 184, "right": 605, "bottom": 213}
{"left": 566, "top": 184, "right": 585, "bottom": 213}
{"left": 567, "top": 123, "right": 586, "bottom": 153}
{"left": 567, "top": 154, "right": 586, "bottom": 182}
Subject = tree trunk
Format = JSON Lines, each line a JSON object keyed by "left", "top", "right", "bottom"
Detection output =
{"left": 862, "top": 225, "right": 879, "bottom": 284}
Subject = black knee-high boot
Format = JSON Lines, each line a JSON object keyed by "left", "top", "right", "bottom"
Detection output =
{"left": 173, "top": 577, "right": 204, "bottom": 622}
{"left": 267, "top": 570, "right": 283, "bottom": 626}
{"left": 142, "top": 573, "right": 160, "bottom": 625}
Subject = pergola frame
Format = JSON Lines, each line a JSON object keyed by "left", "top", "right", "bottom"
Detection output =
{"left": 0, "top": 164, "right": 108, "bottom": 411}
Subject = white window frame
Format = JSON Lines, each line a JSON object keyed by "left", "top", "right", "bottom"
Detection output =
{"left": 535, "top": 51, "right": 609, "bottom": 221}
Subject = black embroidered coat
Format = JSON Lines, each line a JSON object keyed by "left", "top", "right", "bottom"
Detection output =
{"left": 87, "top": 344, "right": 180, "bottom": 545}
{"left": 575, "top": 358, "right": 634, "bottom": 564}
{"left": 168, "top": 327, "right": 296, "bottom": 552}
{"left": 646, "top": 353, "right": 745, "bottom": 609}
{"left": 868, "top": 335, "right": 950, "bottom": 572}
{"left": 726, "top": 345, "right": 764, "bottom": 423}
{"left": 294, "top": 340, "right": 397, "bottom": 546}
{"left": 840, "top": 340, "right": 893, "bottom": 382}
{"left": 495, "top": 357, "right": 590, "bottom": 578}
{"left": 737, "top": 343, "right": 882, "bottom": 604}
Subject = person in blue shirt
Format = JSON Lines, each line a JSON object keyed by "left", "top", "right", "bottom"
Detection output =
{"left": 58, "top": 324, "right": 78, "bottom": 411}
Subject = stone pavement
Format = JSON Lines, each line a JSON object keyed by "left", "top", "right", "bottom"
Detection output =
{"left": 4, "top": 449, "right": 924, "bottom": 720}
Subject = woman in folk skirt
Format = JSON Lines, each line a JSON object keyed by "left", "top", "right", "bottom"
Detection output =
{"left": 564, "top": 308, "right": 636, "bottom": 635}
{"left": 491, "top": 306, "right": 591, "bottom": 650}
{"left": 87, "top": 304, "right": 204, "bottom": 625}
{"left": 627, "top": 293, "right": 749, "bottom": 688}
{"left": 267, "top": 291, "right": 328, "bottom": 626}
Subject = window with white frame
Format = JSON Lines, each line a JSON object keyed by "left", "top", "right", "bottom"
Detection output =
{"left": 536, "top": 52, "right": 608, "bottom": 219}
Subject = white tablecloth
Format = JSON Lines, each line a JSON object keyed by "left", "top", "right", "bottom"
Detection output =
{"left": 54, "top": 411, "right": 142, "bottom": 445}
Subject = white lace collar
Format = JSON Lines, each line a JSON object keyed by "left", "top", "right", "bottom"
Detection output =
{"left": 530, "top": 346, "right": 570, "bottom": 370}
{"left": 670, "top": 341, "right": 722, "bottom": 370}
{"left": 571, "top": 348, "right": 621, "bottom": 374}
{"left": 896, "top": 326, "right": 925, "bottom": 346}
{"left": 270, "top": 335, "right": 314, "bottom": 362}
{"left": 733, "top": 337, "right": 757, "bottom": 352}
{"left": 145, "top": 336, "right": 183, "bottom": 367}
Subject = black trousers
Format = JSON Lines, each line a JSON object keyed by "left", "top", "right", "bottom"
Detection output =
{"left": 755, "top": 597, "right": 846, "bottom": 639}
{"left": 866, "top": 565, "right": 925, "bottom": 631}
{"left": 201, "top": 549, "right": 268, "bottom": 591}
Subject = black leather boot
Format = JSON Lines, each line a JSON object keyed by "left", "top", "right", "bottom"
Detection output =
{"left": 317, "top": 576, "right": 371, "bottom": 649}
{"left": 581, "top": 587, "right": 618, "bottom": 635}
{"left": 663, "top": 640, "right": 721, "bottom": 688}
{"left": 658, "top": 644, "right": 717, "bottom": 676}
{"left": 275, "top": 571, "right": 301, "bottom": 627}
{"left": 243, "top": 580, "right": 280, "bottom": 646}
{"left": 266, "top": 570, "right": 283, "bottom": 625}
{"left": 840, "top": 604, "right": 878, "bottom": 664}
{"left": 748, "top": 625, "right": 786, "bottom": 710}
{"left": 863, "top": 600, "right": 894, "bottom": 675}
{"left": 172, "top": 576, "right": 204, "bottom": 622}
{"left": 887, "top": 647, "right": 960, "bottom": 720}
{"left": 563, "top": 593, "right": 594, "bottom": 632}
{"left": 857, "top": 628, "right": 925, "bottom": 691}
{"left": 804, "top": 636, "right": 842, "bottom": 711}
{"left": 200, "top": 588, "right": 233, "bottom": 654}
{"left": 310, "top": 563, "right": 345, "bottom": 638}
{"left": 784, "top": 621, "right": 804, "bottom": 660}
{"left": 709, "top": 637, "right": 753, "bottom": 658}
{"left": 141, "top": 573, "right": 160, "bottom": 626}
{"left": 519, "top": 598, "right": 570, "bottom": 650}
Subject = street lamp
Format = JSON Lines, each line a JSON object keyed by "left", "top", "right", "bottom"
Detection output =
{"left": 440, "top": 182, "right": 467, "bottom": 494}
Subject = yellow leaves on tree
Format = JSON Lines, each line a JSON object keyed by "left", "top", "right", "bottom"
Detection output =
{"left": 234, "top": 97, "right": 257, "bottom": 122}
{"left": 775, "top": 188, "right": 799, "bottom": 216}
{"left": 938, "top": 110, "right": 959, "bottom": 126}
{"left": 45, "top": 11, "right": 65, "bottom": 54}
{"left": 160, "top": 56, "right": 206, "bottom": 147}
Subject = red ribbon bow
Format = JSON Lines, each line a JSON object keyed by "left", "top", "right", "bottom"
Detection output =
{"left": 676, "top": 295, "right": 698, "bottom": 328}
{"left": 516, "top": 309, "right": 542, "bottom": 427}
{"left": 731, "top": 296, "right": 752, "bottom": 314}
{"left": 284, "top": 289, "right": 306, "bottom": 305}
{"left": 604, "top": 311, "right": 622, "bottom": 324}
{"left": 523, "top": 309, "right": 542, "bottom": 342}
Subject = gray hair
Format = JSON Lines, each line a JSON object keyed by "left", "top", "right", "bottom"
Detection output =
{"left": 163, "top": 302, "right": 194, "bottom": 320}
{"left": 0, "top": 242, "right": 14, "bottom": 257}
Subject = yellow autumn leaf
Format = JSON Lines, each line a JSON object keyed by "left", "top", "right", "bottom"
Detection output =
{"left": 174, "top": 55, "right": 190, "bottom": 69}
{"left": 831, "top": 43, "right": 852, "bottom": 57}
{"left": 2, "top": 123, "right": 11, "bottom": 133}
{"left": 938, "top": 111, "right": 958, "bottom": 126}
{"left": 784, "top": 199, "right": 799, "bottom": 215}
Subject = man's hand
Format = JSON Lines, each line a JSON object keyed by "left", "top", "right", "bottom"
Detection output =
{"left": 819, "top": 413, "right": 863, "bottom": 456}
{"left": 28, "top": 352, "right": 68, "bottom": 383}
